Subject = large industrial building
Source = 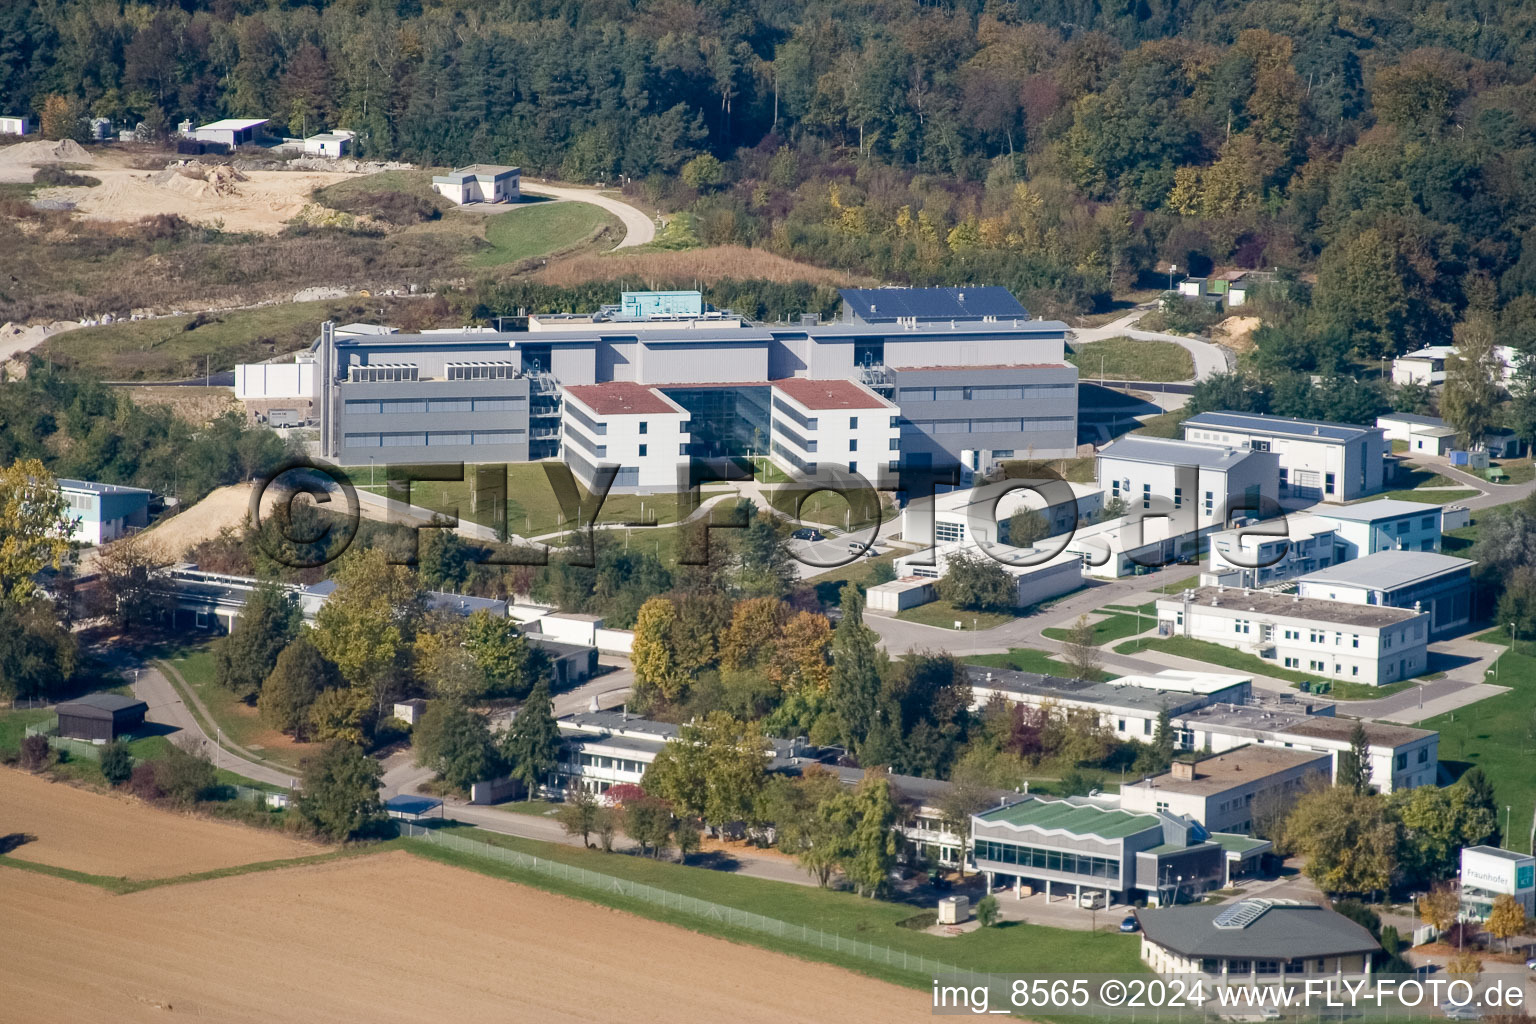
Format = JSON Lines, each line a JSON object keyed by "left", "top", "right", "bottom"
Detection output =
{"left": 232, "top": 289, "right": 1078, "bottom": 490}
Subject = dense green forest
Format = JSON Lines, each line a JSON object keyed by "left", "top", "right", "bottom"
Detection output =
{"left": 4, "top": 0, "right": 1536, "bottom": 335}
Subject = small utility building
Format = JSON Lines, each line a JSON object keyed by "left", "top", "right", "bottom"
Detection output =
{"left": 431, "top": 165, "right": 520, "bottom": 205}
{"left": 55, "top": 694, "right": 148, "bottom": 743}
{"left": 189, "top": 118, "right": 268, "bottom": 149}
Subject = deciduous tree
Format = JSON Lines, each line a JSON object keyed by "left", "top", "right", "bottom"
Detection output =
{"left": 259, "top": 636, "right": 338, "bottom": 741}
{"left": 632, "top": 597, "right": 687, "bottom": 706}
{"left": 1283, "top": 788, "right": 1399, "bottom": 897}
{"left": 937, "top": 549, "right": 1015, "bottom": 612}
{"left": 297, "top": 741, "right": 385, "bottom": 841}
{"left": 0, "top": 460, "right": 74, "bottom": 609}
{"left": 1061, "top": 614, "right": 1102, "bottom": 681}
{"left": 214, "top": 584, "right": 301, "bottom": 698}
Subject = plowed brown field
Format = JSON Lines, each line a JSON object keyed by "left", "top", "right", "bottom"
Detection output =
{"left": 0, "top": 769, "right": 321, "bottom": 879}
{"left": 1, "top": 851, "right": 930, "bottom": 1023}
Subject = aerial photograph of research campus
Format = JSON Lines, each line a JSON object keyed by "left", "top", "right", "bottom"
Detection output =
{"left": 5, "top": 4, "right": 1536, "bottom": 1023}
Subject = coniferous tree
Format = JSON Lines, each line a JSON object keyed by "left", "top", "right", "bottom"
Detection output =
{"left": 502, "top": 679, "right": 561, "bottom": 800}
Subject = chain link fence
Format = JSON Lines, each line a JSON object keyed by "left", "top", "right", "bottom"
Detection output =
{"left": 399, "top": 821, "right": 983, "bottom": 985}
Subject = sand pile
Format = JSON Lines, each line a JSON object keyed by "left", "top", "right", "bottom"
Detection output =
{"left": 0, "top": 138, "right": 92, "bottom": 167}
{"left": 0, "top": 319, "right": 84, "bottom": 363}
{"left": 153, "top": 162, "right": 248, "bottom": 198}
{"left": 1214, "top": 314, "right": 1261, "bottom": 351}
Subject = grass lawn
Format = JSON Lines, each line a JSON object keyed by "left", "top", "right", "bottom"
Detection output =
{"left": 1068, "top": 337, "right": 1193, "bottom": 382}
{"left": 1489, "top": 459, "right": 1536, "bottom": 485}
{"left": 998, "top": 456, "right": 1098, "bottom": 484}
{"left": 1356, "top": 488, "right": 1481, "bottom": 505}
{"left": 1117, "top": 636, "right": 1318, "bottom": 684}
{"left": 351, "top": 463, "right": 692, "bottom": 538}
{"left": 1132, "top": 409, "right": 1185, "bottom": 438}
{"left": 159, "top": 646, "right": 315, "bottom": 774}
{"left": 965, "top": 648, "right": 1115, "bottom": 682}
{"left": 473, "top": 201, "right": 620, "bottom": 267}
{"left": 0, "top": 708, "right": 53, "bottom": 755}
{"left": 1043, "top": 608, "right": 1154, "bottom": 646}
{"left": 1422, "top": 649, "right": 1536, "bottom": 852}
{"left": 1443, "top": 522, "right": 1479, "bottom": 555}
{"left": 894, "top": 600, "right": 1015, "bottom": 630}
{"left": 43, "top": 298, "right": 348, "bottom": 381}
{"left": 1151, "top": 574, "right": 1202, "bottom": 595}
{"left": 807, "top": 552, "right": 900, "bottom": 608}
{"left": 410, "top": 824, "right": 1144, "bottom": 982}
{"left": 313, "top": 169, "right": 444, "bottom": 208}
{"left": 1291, "top": 678, "right": 1417, "bottom": 701}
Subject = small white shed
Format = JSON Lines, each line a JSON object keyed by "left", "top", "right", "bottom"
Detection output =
{"left": 303, "top": 130, "right": 355, "bottom": 158}
{"left": 0, "top": 115, "right": 30, "bottom": 136}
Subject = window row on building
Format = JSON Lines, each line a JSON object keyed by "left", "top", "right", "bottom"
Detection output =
{"left": 903, "top": 416, "right": 1075, "bottom": 434}
{"left": 898, "top": 382, "right": 1075, "bottom": 402}
{"left": 972, "top": 839, "right": 1121, "bottom": 882}
{"left": 342, "top": 429, "right": 524, "bottom": 448}
{"left": 344, "top": 395, "right": 526, "bottom": 415}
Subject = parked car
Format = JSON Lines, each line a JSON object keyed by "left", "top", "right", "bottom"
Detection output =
{"left": 1525, "top": 957, "right": 1536, "bottom": 970}
{"left": 1442, "top": 1003, "right": 1481, "bottom": 1021}
{"left": 1119, "top": 916, "right": 1140, "bottom": 933}
{"left": 791, "top": 528, "right": 824, "bottom": 541}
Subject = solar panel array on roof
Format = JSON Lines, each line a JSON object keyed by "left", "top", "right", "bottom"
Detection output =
{"left": 840, "top": 286, "right": 1028, "bottom": 322}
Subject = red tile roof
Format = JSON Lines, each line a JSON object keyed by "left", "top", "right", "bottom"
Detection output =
{"left": 770, "top": 377, "right": 894, "bottom": 410}
{"left": 563, "top": 382, "right": 680, "bottom": 416}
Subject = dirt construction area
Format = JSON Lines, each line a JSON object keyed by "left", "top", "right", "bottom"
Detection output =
{"left": 0, "top": 770, "right": 321, "bottom": 879}
{"left": 0, "top": 140, "right": 356, "bottom": 233}
{"left": 2, "top": 849, "right": 929, "bottom": 1023}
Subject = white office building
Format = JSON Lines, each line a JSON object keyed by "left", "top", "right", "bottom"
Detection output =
{"left": 1096, "top": 435, "right": 1278, "bottom": 530}
{"left": 965, "top": 666, "right": 1252, "bottom": 744}
{"left": 1170, "top": 703, "right": 1439, "bottom": 793}
{"left": 768, "top": 377, "right": 900, "bottom": 483}
{"left": 562, "top": 382, "right": 691, "bottom": 493}
{"left": 1295, "top": 551, "right": 1473, "bottom": 639}
{"left": 1119, "top": 746, "right": 1332, "bottom": 835}
{"left": 1205, "top": 513, "right": 1340, "bottom": 588}
{"left": 1308, "top": 499, "right": 1443, "bottom": 558}
{"left": 1156, "top": 586, "right": 1431, "bottom": 687}
{"left": 1182, "top": 411, "right": 1387, "bottom": 503}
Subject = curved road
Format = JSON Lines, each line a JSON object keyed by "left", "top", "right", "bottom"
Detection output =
{"left": 1070, "top": 309, "right": 1232, "bottom": 382}
{"left": 519, "top": 181, "right": 656, "bottom": 249}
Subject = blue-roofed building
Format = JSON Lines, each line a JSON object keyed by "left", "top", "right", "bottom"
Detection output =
{"left": 59, "top": 479, "right": 151, "bottom": 545}
{"left": 1181, "top": 411, "right": 1387, "bottom": 502}
{"left": 839, "top": 286, "right": 1028, "bottom": 324}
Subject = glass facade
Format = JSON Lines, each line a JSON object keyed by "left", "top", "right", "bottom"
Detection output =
{"left": 973, "top": 839, "right": 1120, "bottom": 883}
{"left": 663, "top": 385, "right": 771, "bottom": 459}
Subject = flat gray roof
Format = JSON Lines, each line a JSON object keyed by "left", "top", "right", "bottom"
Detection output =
{"left": 1137, "top": 900, "right": 1380, "bottom": 959}
{"left": 58, "top": 478, "right": 152, "bottom": 495}
{"left": 1184, "top": 411, "right": 1380, "bottom": 444}
{"left": 1464, "top": 845, "right": 1534, "bottom": 863}
{"left": 1176, "top": 703, "right": 1434, "bottom": 748}
{"left": 1296, "top": 550, "right": 1473, "bottom": 591}
{"left": 1164, "top": 586, "right": 1425, "bottom": 628}
{"left": 1124, "top": 745, "right": 1331, "bottom": 797}
{"left": 1100, "top": 435, "right": 1263, "bottom": 472}
{"left": 966, "top": 666, "right": 1226, "bottom": 714}
{"left": 1312, "top": 499, "right": 1443, "bottom": 523}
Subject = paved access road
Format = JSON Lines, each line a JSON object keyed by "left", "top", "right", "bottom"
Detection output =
{"left": 1069, "top": 310, "right": 1233, "bottom": 382}
{"left": 109, "top": 650, "right": 300, "bottom": 790}
{"left": 519, "top": 181, "right": 656, "bottom": 249}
